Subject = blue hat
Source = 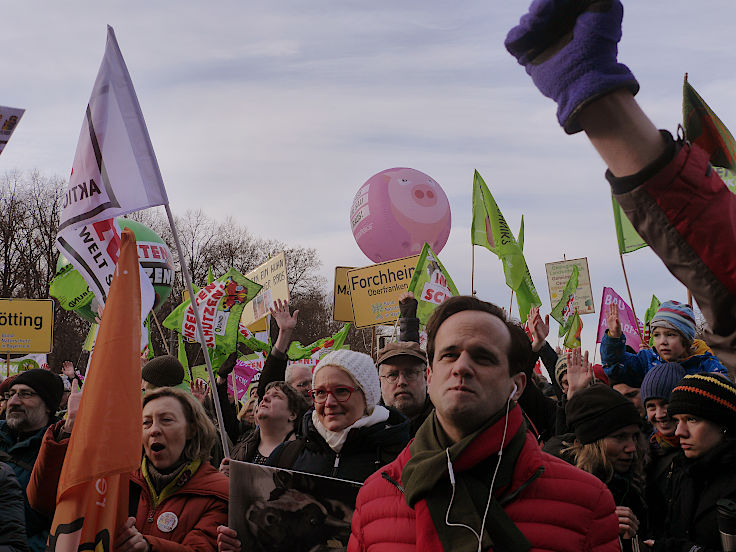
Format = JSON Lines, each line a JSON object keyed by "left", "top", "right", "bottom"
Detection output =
{"left": 650, "top": 301, "right": 696, "bottom": 345}
{"left": 640, "top": 362, "right": 686, "bottom": 404}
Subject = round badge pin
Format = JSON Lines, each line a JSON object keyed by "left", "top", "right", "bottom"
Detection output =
{"left": 157, "top": 512, "right": 178, "bottom": 533}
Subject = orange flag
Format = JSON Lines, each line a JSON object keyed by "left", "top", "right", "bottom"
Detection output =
{"left": 48, "top": 228, "right": 143, "bottom": 551}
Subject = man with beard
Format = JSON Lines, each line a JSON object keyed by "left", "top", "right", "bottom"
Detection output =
{"left": 0, "top": 369, "right": 63, "bottom": 552}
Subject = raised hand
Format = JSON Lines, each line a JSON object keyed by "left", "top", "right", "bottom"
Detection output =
{"left": 566, "top": 348, "right": 592, "bottom": 399}
{"left": 190, "top": 379, "right": 208, "bottom": 404}
{"left": 606, "top": 303, "right": 622, "bottom": 338}
{"left": 269, "top": 299, "right": 298, "bottom": 332}
{"left": 63, "top": 380, "right": 83, "bottom": 434}
{"left": 61, "top": 361, "right": 76, "bottom": 380}
{"left": 528, "top": 306, "right": 550, "bottom": 352}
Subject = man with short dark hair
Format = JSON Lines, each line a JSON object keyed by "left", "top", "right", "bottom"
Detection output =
{"left": 376, "top": 341, "right": 432, "bottom": 436}
{"left": 0, "top": 369, "right": 63, "bottom": 552}
{"left": 349, "top": 296, "right": 619, "bottom": 551}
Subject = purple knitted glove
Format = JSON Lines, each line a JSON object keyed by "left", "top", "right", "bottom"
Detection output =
{"left": 505, "top": 0, "right": 639, "bottom": 134}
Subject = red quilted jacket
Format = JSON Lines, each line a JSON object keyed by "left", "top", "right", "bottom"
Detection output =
{"left": 348, "top": 410, "right": 620, "bottom": 552}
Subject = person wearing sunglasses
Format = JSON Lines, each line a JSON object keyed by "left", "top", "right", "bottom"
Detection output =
{"left": 268, "top": 349, "right": 410, "bottom": 483}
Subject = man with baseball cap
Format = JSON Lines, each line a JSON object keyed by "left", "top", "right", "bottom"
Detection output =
{"left": 0, "top": 368, "right": 63, "bottom": 552}
{"left": 376, "top": 341, "right": 432, "bottom": 437}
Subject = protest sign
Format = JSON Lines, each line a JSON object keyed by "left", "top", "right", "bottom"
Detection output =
{"left": 240, "top": 252, "right": 289, "bottom": 327}
{"left": 545, "top": 257, "right": 595, "bottom": 315}
{"left": 596, "top": 287, "right": 644, "bottom": 352}
{"left": 229, "top": 460, "right": 361, "bottom": 552}
{"left": 0, "top": 105, "right": 24, "bottom": 155}
{"left": 333, "top": 266, "right": 355, "bottom": 323}
{"left": 0, "top": 299, "right": 54, "bottom": 354}
{"left": 347, "top": 255, "right": 419, "bottom": 328}
{"left": 407, "top": 243, "right": 459, "bottom": 326}
{"left": 2, "top": 354, "right": 48, "bottom": 376}
{"left": 227, "top": 357, "right": 261, "bottom": 402}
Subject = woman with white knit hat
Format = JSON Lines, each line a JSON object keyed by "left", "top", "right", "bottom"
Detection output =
{"left": 268, "top": 349, "right": 410, "bottom": 482}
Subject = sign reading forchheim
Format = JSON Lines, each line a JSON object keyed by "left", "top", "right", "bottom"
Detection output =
{"left": 348, "top": 255, "right": 419, "bottom": 328}
{"left": 0, "top": 299, "right": 54, "bottom": 354}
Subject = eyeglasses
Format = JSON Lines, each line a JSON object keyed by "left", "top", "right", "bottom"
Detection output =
{"left": 4, "top": 389, "right": 39, "bottom": 400}
{"left": 379, "top": 370, "right": 425, "bottom": 384}
{"left": 308, "top": 386, "right": 355, "bottom": 403}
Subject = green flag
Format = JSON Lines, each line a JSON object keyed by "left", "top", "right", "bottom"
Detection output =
{"left": 178, "top": 331, "right": 189, "bottom": 371}
{"left": 238, "top": 323, "right": 272, "bottom": 354}
{"left": 287, "top": 324, "right": 351, "bottom": 360}
{"left": 643, "top": 294, "right": 661, "bottom": 348}
{"left": 163, "top": 267, "right": 262, "bottom": 353}
{"left": 471, "top": 171, "right": 541, "bottom": 322}
{"left": 612, "top": 195, "right": 648, "bottom": 254}
{"left": 550, "top": 265, "right": 580, "bottom": 337}
{"left": 407, "top": 243, "right": 460, "bottom": 326}
{"left": 563, "top": 309, "right": 583, "bottom": 349}
{"left": 207, "top": 265, "right": 215, "bottom": 285}
{"left": 518, "top": 215, "right": 524, "bottom": 251}
{"left": 683, "top": 74, "right": 736, "bottom": 172}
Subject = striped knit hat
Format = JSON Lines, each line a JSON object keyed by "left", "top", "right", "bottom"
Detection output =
{"left": 668, "top": 373, "right": 736, "bottom": 431}
{"left": 650, "top": 301, "right": 696, "bottom": 346}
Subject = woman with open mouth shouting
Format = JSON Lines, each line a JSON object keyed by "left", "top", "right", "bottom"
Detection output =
{"left": 27, "top": 386, "right": 229, "bottom": 551}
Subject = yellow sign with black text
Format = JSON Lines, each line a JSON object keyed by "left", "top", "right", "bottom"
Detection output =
{"left": 0, "top": 299, "right": 54, "bottom": 353}
{"left": 333, "top": 267, "right": 355, "bottom": 323}
{"left": 348, "top": 255, "right": 419, "bottom": 328}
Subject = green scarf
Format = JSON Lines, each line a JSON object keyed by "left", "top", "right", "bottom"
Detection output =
{"left": 142, "top": 457, "right": 202, "bottom": 509}
{"left": 402, "top": 409, "right": 531, "bottom": 552}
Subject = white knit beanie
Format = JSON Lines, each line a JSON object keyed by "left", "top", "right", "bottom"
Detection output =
{"left": 312, "top": 349, "right": 381, "bottom": 408}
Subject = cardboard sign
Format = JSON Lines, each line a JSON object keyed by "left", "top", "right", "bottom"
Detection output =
{"left": 545, "top": 257, "right": 595, "bottom": 315}
{"left": 0, "top": 299, "right": 54, "bottom": 353}
{"left": 333, "top": 266, "right": 355, "bottom": 322}
{"left": 240, "top": 252, "right": 289, "bottom": 327}
{"left": 347, "top": 255, "right": 419, "bottom": 328}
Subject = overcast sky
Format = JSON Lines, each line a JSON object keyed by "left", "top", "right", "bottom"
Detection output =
{"left": 3, "top": 1, "right": 735, "bottom": 352}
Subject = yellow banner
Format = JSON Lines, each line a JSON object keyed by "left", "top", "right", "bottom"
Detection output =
{"left": 333, "top": 267, "right": 355, "bottom": 323}
{"left": 0, "top": 299, "right": 54, "bottom": 353}
{"left": 348, "top": 256, "right": 419, "bottom": 328}
{"left": 240, "top": 252, "right": 290, "bottom": 327}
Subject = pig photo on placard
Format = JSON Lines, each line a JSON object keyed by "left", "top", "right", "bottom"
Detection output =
{"left": 229, "top": 460, "right": 361, "bottom": 552}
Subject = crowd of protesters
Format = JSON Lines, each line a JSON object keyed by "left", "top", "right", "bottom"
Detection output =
{"left": 3, "top": 0, "right": 736, "bottom": 550}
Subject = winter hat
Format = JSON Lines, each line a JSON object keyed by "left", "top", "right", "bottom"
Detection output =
{"left": 650, "top": 301, "right": 696, "bottom": 346}
{"left": 554, "top": 355, "right": 568, "bottom": 388}
{"left": 376, "top": 341, "right": 427, "bottom": 367}
{"left": 566, "top": 383, "right": 641, "bottom": 444}
{"left": 640, "top": 363, "right": 686, "bottom": 405}
{"left": 11, "top": 369, "right": 64, "bottom": 414}
{"left": 669, "top": 373, "right": 736, "bottom": 431}
{"left": 313, "top": 349, "right": 381, "bottom": 408}
{"left": 141, "top": 355, "right": 185, "bottom": 388}
{"left": 0, "top": 375, "right": 17, "bottom": 396}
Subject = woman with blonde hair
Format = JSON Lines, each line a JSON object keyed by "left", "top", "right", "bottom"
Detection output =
{"left": 28, "top": 386, "right": 229, "bottom": 551}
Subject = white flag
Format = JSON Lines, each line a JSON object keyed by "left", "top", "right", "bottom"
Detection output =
{"left": 0, "top": 106, "right": 25, "bottom": 156}
{"left": 58, "top": 25, "right": 167, "bottom": 232}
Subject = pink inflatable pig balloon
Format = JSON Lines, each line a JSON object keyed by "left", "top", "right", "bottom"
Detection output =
{"left": 351, "top": 167, "right": 451, "bottom": 263}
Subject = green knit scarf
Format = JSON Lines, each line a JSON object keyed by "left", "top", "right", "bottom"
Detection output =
{"left": 402, "top": 410, "right": 530, "bottom": 552}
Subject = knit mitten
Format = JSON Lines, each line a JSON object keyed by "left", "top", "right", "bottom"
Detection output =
{"left": 505, "top": 0, "right": 639, "bottom": 133}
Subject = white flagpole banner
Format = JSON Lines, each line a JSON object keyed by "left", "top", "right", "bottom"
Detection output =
{"left": 58, "top": 25, "right": 168, "bottom": 233}
{"left": 0, "top": 106, "right": 25, "bottom": 156}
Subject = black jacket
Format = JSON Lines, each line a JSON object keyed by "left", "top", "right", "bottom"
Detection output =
{"left": 656, "top": 439, "right": 736, "bottom": 551}
{"left": 0, "top": 461, "right": 28, "bottom": 552}
{"left": 269, "top": 406, "right": 410, "bottom": 483}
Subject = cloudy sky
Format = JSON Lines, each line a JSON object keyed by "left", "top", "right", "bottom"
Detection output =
{"left": 2, "top": 1, "right": 734, "bottom": 351}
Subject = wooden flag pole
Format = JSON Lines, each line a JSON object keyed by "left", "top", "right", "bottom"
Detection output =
{"left": 151, "top": 310, "right": 171, "bottom": 355}
{"left": 164, "top": 204, "right": 230, "bottom": 458}
{"left": 471, "top": 245, "right": 476, "bottom": 296}
{"left": 687, "top": 288, "right": 693, "bottom": 307}
{"left": 509, "top": 290, "right": 515, "bottom": 320}
{"left": 619, "top": 253, "right": 645, "bottom": 343}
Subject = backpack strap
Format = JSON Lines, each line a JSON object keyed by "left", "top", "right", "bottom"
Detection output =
{"left": 0, "top": 448, "right": 34, "bottom": 472}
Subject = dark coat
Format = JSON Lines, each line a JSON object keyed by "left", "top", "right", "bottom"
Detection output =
{"left": 269, "top": 407, "right": 410, "bottom": 483}
{"left": 655, "top": 439, "right": 736, "bottom": 551}
{"left": 0, "top": 461, "right": 29, "bottom": 552}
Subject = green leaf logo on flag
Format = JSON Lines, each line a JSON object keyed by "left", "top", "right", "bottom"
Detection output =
{"left": 163, "top": 267, "right": 262, "bottom": 353}
{"left": 551, "top": 265, "right": 580, "bottom": 337}
{"left": 563, "top": 308, "right": 583, "bottom": 349}
{"left": 287, "top": 323, "right": 351, "bottom": 361}
{"left": 407, "top": 243, "right": 459, "bottom": 326}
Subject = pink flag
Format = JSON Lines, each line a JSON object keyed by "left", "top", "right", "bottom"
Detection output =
{"left": 596, "top": 287, "right": 645, "bottom": 352}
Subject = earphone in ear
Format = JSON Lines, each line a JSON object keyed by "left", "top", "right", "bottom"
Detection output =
{"left": 509, "top": 383, "right": 518, "bottom": 401}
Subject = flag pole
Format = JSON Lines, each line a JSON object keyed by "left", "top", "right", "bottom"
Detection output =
{"left": 509, "top": 290, "right": 515, "bottom": 319}
{"left": 471, "top": 245, "right": 476, "bottom": 296}
{"left": 151, "top": 310, "right": 171, "bottom": 355}
{"left": 619, "top": 253, "right": 645, "bottom": 343}
{"left": 164, "top": 204, "right": 229, "bottom": 458}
